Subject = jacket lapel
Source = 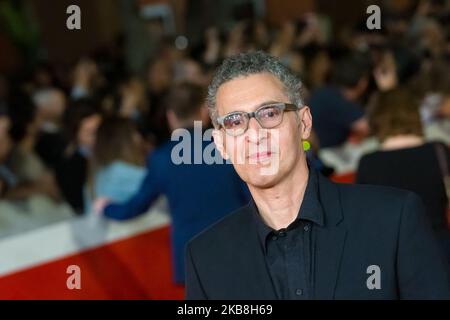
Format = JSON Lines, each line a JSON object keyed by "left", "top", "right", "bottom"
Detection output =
{"left": 314, "top": 174, "right": 347, "bottom": 299}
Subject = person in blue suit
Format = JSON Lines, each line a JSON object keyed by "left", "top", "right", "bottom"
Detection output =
{"left": 94, "top": 83, "right": 249, "bottom": 284}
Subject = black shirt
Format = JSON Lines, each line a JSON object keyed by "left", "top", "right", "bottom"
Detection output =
{"left": 251, "top": 169, "right": 324, "bottom": 299}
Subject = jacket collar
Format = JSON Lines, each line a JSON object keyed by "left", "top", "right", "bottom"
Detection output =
{"left": 314, "top": 172, "right": 347, "bottom": 299}
{"left": 229, "top": 170, "right": 347, "bottom": 299}
{"left": 251, "top": 168, "right": 325, "bottom": 254}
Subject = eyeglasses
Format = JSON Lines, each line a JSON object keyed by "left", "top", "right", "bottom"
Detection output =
{"left": 216, "top": 102, "right": 300, "bottom": 136}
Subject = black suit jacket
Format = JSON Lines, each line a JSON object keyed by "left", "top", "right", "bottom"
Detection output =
{"left": 185, "top": 172, "right": 450, "bottom": 299}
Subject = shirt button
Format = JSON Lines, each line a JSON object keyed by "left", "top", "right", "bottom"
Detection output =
{"left": 295, "top": 289, "right": 303, "bottom": 296}
{"left": 271, "top": 235, "right": 278, "bottom": 241}
{"left": 303, "top": 225, "right": 310, "bottom": 232}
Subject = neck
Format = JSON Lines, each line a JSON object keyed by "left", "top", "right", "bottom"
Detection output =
{"left": 249, "top": 157, "right": 309, "bottom": 230}
{"left": 381, "top": 135, "right": 424, "bottom": 150}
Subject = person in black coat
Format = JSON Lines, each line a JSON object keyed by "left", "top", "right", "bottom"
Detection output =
{"left": 55, "top": 98, "right": 102, "bottom": 214}
{"left": 357, "top": 87, "right": 450, "bottom": 261}
{"left": 185, "top": 51, "right": 450, "bottom": 300}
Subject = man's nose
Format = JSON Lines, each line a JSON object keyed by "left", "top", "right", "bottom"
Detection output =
{"left": 245, "top": 117, "right": 267, "bottom": 144}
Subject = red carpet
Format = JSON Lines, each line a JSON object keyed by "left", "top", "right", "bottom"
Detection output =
{"left": 0, "top": 226, "right": 185, "bottom": 299}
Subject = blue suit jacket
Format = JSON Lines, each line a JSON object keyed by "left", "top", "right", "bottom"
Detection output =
{"left": 104, "top": 130, "right": 249, "bottom": 283}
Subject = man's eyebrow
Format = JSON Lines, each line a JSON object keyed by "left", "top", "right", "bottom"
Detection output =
{"left": 228, "top": 100, "right": 282, "bottom": 114}
{"left": 253, "top": 100, "right": 280, "bottom": 110}
{"left": 219, "top": 100, "right": 287, "bottom": 118}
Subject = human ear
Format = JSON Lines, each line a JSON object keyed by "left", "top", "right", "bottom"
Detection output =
{"left": 299, "top": 106, "right": 312, "bottom": 140}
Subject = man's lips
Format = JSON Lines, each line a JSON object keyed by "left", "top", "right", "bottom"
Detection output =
{"left": 247, "top": 151, "right": 274, "bottom": 161}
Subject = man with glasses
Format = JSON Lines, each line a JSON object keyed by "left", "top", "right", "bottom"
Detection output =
{"left": 185, "top": 51, "right": 450, "bottom": 299}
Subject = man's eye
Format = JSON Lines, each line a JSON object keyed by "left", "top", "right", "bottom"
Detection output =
{"left": 224, "top": 115, "right": 243, "bottom": 127}
{"left": 260, "top": 107, "right": 279, "bottom": 118}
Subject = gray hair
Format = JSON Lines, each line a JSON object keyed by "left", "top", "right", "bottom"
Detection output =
{"left": 207, "top": 51, "right": 304, "bottom": 127}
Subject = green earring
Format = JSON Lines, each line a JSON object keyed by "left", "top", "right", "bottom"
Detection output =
{"left": 302, "top": 140, "right": 311, "bottom": 151}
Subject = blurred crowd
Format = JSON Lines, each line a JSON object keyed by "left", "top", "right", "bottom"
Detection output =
{"left": 0, "top": 1, "right": 449, "bottom": 261}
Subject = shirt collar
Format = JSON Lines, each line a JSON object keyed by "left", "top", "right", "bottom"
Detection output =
{"left": 251, "top": 167, "right": 325, "bottom": 252}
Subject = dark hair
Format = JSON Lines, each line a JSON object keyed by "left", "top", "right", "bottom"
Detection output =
{"left": 332, "top": 54, "right": 370, "bottom": 88}
{"left": 92, "top": 116, "right": 144, "bottom": 169}
{"left": 370, "top": 87, "right": 423, "bottom": 141}
{"left": 165, "top": 82, "right": 206, "bottom": 120}
{"left": 207, "top": 51, "right": 304, "bottom": 126}
{"left": 64, "top": 98, "right": 101, "bottom": 144}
